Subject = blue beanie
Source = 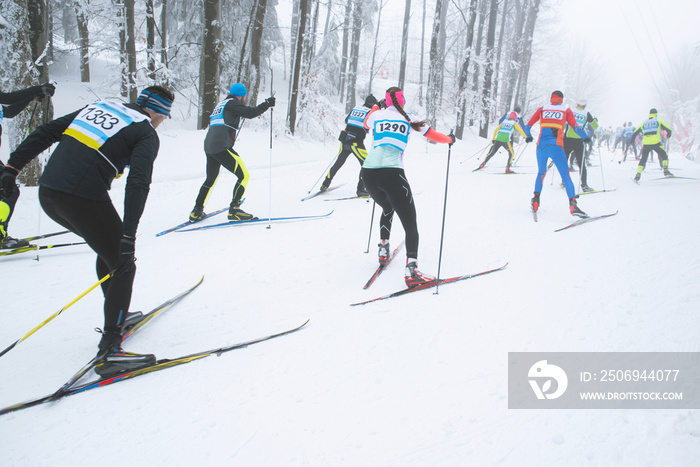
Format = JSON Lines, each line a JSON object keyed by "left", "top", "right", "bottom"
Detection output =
{"left": 230, "top": 83, "right": 247, "bottom": 97}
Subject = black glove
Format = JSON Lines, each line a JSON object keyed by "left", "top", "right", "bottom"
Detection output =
{"left": 378, "top": 99, "right": 387, "bottom": 109}
{"left": 0, "top": 165, "right": 19, "bottom": 198}
{"left": 448, "top": 133, "right": 456, "bottom": 145}
{"left": 113, "top": 236, "right": 136, "bottom": 277}
{"left": 584, "top": 137, "right": 591, "bottom": 143}
{"left": 526, "top": 136, "right": 533, "bottom": 143}
{"left": 265, "top": 96, "right": 276, "bottom": 107}
{"left": 41, "top": 83, "right": 55, "bottom": 97}
{"left": 666, "top": 130, "right": 672, "bottom": 138}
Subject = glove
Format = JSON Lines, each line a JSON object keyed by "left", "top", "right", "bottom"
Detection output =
{"left": 667, "top": 130, "right": 672, "bottom": 138}
{"left": 41, "top": 83, "right": 55, "bottom": 97}
{"left": 113, "top": 236, "right": 136, "bottom": 277}
{"left": 0, "top": 165, "right": 20, "bottom": 198}
{"left": 265, "top": 96, "right": 276, "bottom": 107}
{"left": 448, "top": 133, "right": 456, "bottom": 145}
{"left": 584, "top": 137, "right": 591, "bottom": 143}
{"left": 526, "top": 136, "right": 533, "bottom": 143}
{"left": 378, "top": 99, "right": 387, "bottom": 109}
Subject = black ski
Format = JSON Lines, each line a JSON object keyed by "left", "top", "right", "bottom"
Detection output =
{"left": 156, "top": 207, "right": 228, "bottom": 237}
{"left": 301, "top": 185, "right": 343, "bottom": 201}
{"left": 554, "top": 211, "right": 618, "bottom": 232}
{"left": 0, "top": 242, "right": 87, "bottom": 257}
{"left": 44, "top": 276, "right": 204, "bottom": 405}
{"left": 20, "top": 230, "right": 71, "bottom": 243}
{"left": 576, "top": 189, "right": 617, "bottom": 196}
{"left": 0, "top": 317, "right": 307, "bottom": 416}
{"left": 649, "top": 175, "right": 697, "bottom": 181}
{"left": 352, "top": 263, "right": 508, "bottom": 306}
{"left": 363, "top": 241, "right": 404, "bottom": 289}
{"left": 324, "top": 195, "right": 371, "bottom": 201}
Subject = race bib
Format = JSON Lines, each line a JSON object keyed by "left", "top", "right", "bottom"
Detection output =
{"left": 64, "top": 100, "right": 149, "bottom": 150}
{"left": 347, "top": 107, "right": 370, "bottom": 128}
{"left": 209, "top": 98, "right": 234, "bottom": 127}
{"left": 642, "top": 119, "right": 659, "bottom": 134}
{"left": 542, "top": 110, "right": 564, "bottom": 120}
{"left": 373, "top": 120, "right": 411, "bottom": 151}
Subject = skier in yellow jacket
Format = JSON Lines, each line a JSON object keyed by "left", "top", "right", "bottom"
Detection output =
{"left": 475, "top": 112, "right": 528, "bottom": 173}
{"left": 631, "top": 108, "right": 673, "bottom": 182}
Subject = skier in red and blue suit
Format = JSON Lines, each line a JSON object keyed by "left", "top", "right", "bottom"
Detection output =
{"left": 524, "top": 90, "right": 589, "bottom": 217}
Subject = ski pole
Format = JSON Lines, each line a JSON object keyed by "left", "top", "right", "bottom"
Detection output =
{"left": 307, "top": 154, "right": 337, "bottom": 194}
{"left": 435, "top": 132, "right": 454, "bottom": 295}
{"left": 267, "top": 68, "right": 275, "bottom": 230}
{"left": 512, "top": 142, "right": 527, "bottom": 167}
{"left": 364, "top": 201, "right": 376, "bottom": 253}
{"left": 459, "top": 143, "right": 490, "bottom": 165}
{"left": 0, "top": 273, "right": 111, "bottom": 358}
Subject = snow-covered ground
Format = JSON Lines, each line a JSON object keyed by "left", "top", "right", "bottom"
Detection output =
{"left": 1, "top": 62, "right": 699, "bottom": 466}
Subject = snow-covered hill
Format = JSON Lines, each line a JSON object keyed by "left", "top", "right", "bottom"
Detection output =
{"left": 1, "top": 66, "right": 699, "bottom": 466}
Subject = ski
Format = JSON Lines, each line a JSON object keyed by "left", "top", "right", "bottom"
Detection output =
{"left": 648, "top": 176, "right": 697, "bottom": 181}
{"left": 363, "top": 241, "right": 405, "bottom": 289}
{"left": 177, "top": 211, "right": 333, "bottom": 232}
{"left": 351, "top": 263, "right": 508, "bottom": 306}
{"left": 19, "top": 230, "right": 71, "bottom": 243}
{"left": 156, "top": 208, "right": 228, "bottom": 237}
{"left": 23, "top": 276, "right": 205, "bottom": 410}
{"left": 301, "top": 185, "right": 343, "bottom": 201}
{"left": 554, "top": 211, "right": 618, "bottom": 232}
{"left": 324, "top": 195, "right": 371, "bottom": 201}
{"left": 0, "top": 242, "right": 87, "bottom": 257}
{"left": 0, "top": 317, "right": 307, "bottom": 417}
{"left": 577, "top": 189, "right": 617, "bottom": 196}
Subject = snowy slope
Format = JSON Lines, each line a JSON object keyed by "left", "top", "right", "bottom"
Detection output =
{"left": 1, "top": 69, "right": 700, "bottom": 466}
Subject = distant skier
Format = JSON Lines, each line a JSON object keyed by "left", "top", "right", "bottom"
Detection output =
{"left": 0, "top": 83, "right": 56, "bottom": 248}
{"left": 189, "top": 83, "right": 275, "bottom": 222}
{"left": 476, "top": 112, "right": 528, "bottom": 173}
{"left": 361, "top": 86, "right": 454, "bottom": 288}
{"left": 1, "top": 86, "right": 175, "bottom": 375}
{"left": 563, "top": 99, "right": 598, "bottom": 192}
{"left": 524, "top": 90, "right": 589, "bottom": 218}
{"left": 622, "top": 121, "right": 637, "bottom": 161}
{"left": 320, "top": 95, "right": 378, "bottom": 197}
{"left": 632, "top": 108, "right": 673, "bottom": 182}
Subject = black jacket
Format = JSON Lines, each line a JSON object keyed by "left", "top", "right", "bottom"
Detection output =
{"left": 203, "top": 96, "right": 270, "bottom": 154}
{"left": 8, "top": 103, "right": 160, "bottom": 237}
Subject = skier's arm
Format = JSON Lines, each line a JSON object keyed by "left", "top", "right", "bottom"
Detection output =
{"left": 659, "top": 119, "right": 673, "bottom": 138}
{"left": 0, "top": 86, "right": 46, "bottom": 106}
{"left": 2, "top": 98, "right": 36, "bottom": 118}
{"left": 514, "top": 122, "right": 528, "bottom": 139}
{"left": 425, "top": 128, "right": 455, "bottom": 144}
{"left": 122, "top": 126, "right": 160, "bottom": 238}
{"left": 566, "top": 109, "right": 589, "bottom": 140}
{"left": 491, "top": 125, "right": 501, "bottom": 140}
{"left": 7, "top": 110, "right": 81, "bottom": 171}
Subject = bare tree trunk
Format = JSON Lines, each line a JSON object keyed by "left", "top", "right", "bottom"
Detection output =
{"left": 502, "top": 0, "right": 526, "bottom": 112}
{"left": 288, "top": 0, "right": 308, "bottom": 134}
{"left": 427, "top": 0, "right": 447, "bottom": 123}
{"left": 125, "top": 0, "right": 137, "bottom": 102}
{"left": 515, "top": 0, "right": 540, "bottom": 109}
{"left": 397, "top": 0, "right": 411, "bottom": 89}
{"left": 469, "top": 0, "right": 486, "bottom": 127}
{"left": 249, "top": 0, "right": 268, "bottom": 105}
{"left": 345, "top": 0, "right": 362, "bottom": 114}
{"left": 418, "top": 0, "right": 427, "bottom": 105}
{"left": 160, "top": 0, "right": 168, "bottom": 75}
{"left": 22, "top": 0, "right": 51, "bottom": 185}
{"left": 198, "top": 0, "right": 222, "bottom": 130}
{"left": 338, "top": 0, "right": 352, "bottom": 101}
{"left": 146, "top": 0, "right": 156, "bottom": 81}
{"left": 493, "top": 0, "right": 509, "bottom": 115}
{"left": 455, "top": 0, "right": 478, "bottom": 138}
{"left": 237, "top": 0, "right": 256, "bottom": 82}
{"left": 479, "top": 0, "right": 498, "bottom": 138}
{"left": 75, "top": 0, "right": 90, "bottom": 82}
{"left": 368, "top": 0, "right": 386, "bottom": 95}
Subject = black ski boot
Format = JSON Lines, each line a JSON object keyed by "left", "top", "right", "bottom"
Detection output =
{"left": 228, "top": 204, "right": 258, "bottom": 221}
{"left": 569, "top": 198, "right": 588, "bottom": 218}
{"left": 95, "top": 348, "right": 157, "bottom": 377}
{"left": 189, "top": 205, "right": 207, "bottom": 222}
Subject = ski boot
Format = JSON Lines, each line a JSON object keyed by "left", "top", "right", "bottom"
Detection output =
{"left": 664, "top": 169, "right": 674, "bottom": 178}
{"left": 530, "top": 192, "right": 540, "bottom": 212}
{"left": 378, "top": 240, "right": 391, "bottom": 265}
{"left": 505, "top": 167, "right": 515, "bottom": 174}
{"left": 357, "top": 188, "right": 370, "bottom": 198}
{"left": 0, "top": 234, "right": 29, "bottom": 249}
{"left": 120, "top": 311, "right": 145, "bottom": 334}
{"left": 228, "top": 204, "right": 258, "bottom": 221}
{"left": 320, "top": 179, "right": 331, "bottom": 192}
{"left": 189, "top": 205, "right": 207, "bottom": 222}
{"left": 581, "top": 184, "right": 595, "bottom": 193}
{"left": 405, "top": 258, "right": 435, "bottom": 288}
{"left": 95, "top": 348, "right": 157, "bottom": 377}
{"left": 569, "top": 198, "right": 588, "bottom": 218}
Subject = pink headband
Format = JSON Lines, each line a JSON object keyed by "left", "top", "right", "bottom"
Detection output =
{"left": 385, "top": 90, "right": 405, "bottom": 107}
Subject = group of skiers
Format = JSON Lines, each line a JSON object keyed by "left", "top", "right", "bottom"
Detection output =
{"left": 0, "top": 80, "right": 675, "bottom": 376}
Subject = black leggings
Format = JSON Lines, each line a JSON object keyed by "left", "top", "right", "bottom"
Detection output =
{"left": 361, "top": 167, "right": 419, "bottom": 259}
{"left": 195, "top": 148, "right": 249, "bottom": 208}
{"left": 325, "top": 141, "right": 367, "bottom": 192}
{"left": 639, "top": 143, "right": 668, "bottom": 168}
{"left": 483, "top": 141, "right": 515, "bottom": 167}
{"left": 39, "top": 187, "right": 134, "bottom": 334}
{"left": 564, "top": 138, "right": 590, "bottom": 186}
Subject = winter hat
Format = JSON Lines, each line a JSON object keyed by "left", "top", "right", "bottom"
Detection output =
{"left": 136, "top": 88, "right": 173, "bottom": 117}
{"left": 508, "top": 112, "right": 518, "bottom": 121}
{"left": 364, "top": 95, "right": 378, "bottom": 107}
{"left": 550, "top": 90, "right": 564, "bottom": 105}
{"left": 513, "top": 105, "right": 522, "bottom": 113}
{"left": 230, "top": 83, "right": 248, "bottom": 97}
{"left": 577, "top": 98, "right": 587, "bottom": 108}
{"left": 649, "top": 108, "right": 658, "bottom": 116}
{"left": 385, "top": 88, "right": 405, "bottom": 107}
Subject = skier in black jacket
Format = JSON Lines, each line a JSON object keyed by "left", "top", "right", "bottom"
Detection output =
{"left": 0, "top": 83, "right": 56, "bottom": 248}
{"left": 189, "top": 83, "right": 275, "bottom": 222}
{"left": 0, "top": 85, "right": 174, "bottom": 376}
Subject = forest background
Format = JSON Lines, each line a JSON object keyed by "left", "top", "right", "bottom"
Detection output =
{"left": 1, "top": 0, "right": 699, "bottom": 185}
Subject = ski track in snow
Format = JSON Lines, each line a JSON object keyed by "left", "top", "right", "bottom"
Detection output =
{"left": 1, "top": 66, "right": 699, "bottom": 466}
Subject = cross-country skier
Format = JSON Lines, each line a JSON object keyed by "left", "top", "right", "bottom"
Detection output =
{"left": 361, "top": 86, "right": 454, "bottom": 288}
{"left": 563, "top": 99, "right": 598, "bottom": 192}
{"left": 476, "top": 112, "right": 528, "bottom": 173}
{"left": 320, "top": 95, "right": 378, "bottom": 196}
{"left": 524, "top": 90, "right": 589, "bottom": 217}
{"left": 631, "top": 108, "right": 673, "bottom": 182}
{"left": 622, "top": 121, "right": 637, "bottom": 161}
{"left": 0, "top": 83, "right": 56, "bottom": 248}
{"left": 189, "top": 83, "right": 275, "bottom": 222}
{"left": 0, "top": 86, "right": 174, "bottom": 376}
